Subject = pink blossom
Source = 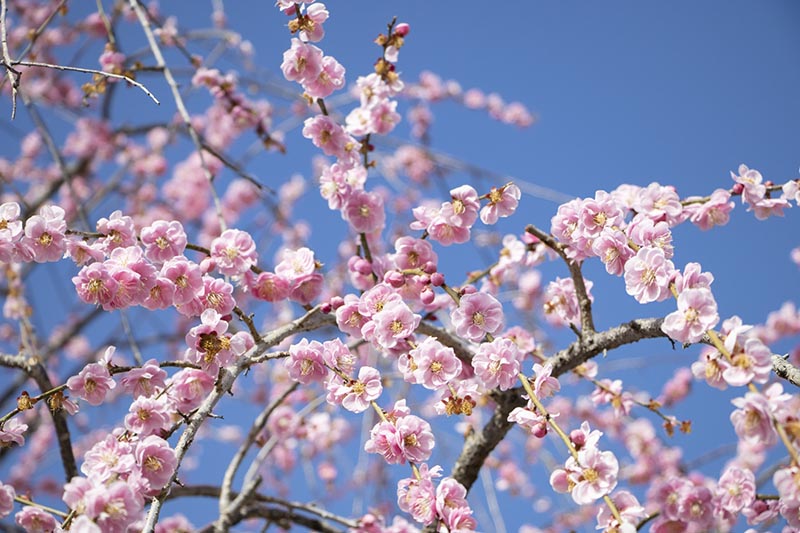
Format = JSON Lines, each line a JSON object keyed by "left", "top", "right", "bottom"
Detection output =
{"left": 286, "top": 338, "right": 328, "bottom": 384}
{"left": 687, "top": 188, "right": 735, "bottom": 230}
{"left": 139, "top": 220, "right": 187, "bottom": 263}
{"left": 730, "top": 391, "right": 777, "bottom": 445}
{"left": 84, "top": 479, "right": 143, "bottom": 532}
{"left": 364, "top": 414, "right": 435, "bottom": 465}
{"left": 716, "top": 466, "right": 755, "bottom": 514}
{"left": 542, "top": 276, "right": 593, "bottom": 327}
{"left": 167, "top": 368, "right": 215, "bottom": 413}
{"left": 81, "top": 434, "right": 135, "bottom": 482}
{"left": 15, "top": 506, "right": 58, "bottom": 533}
{"left": 0, "top": 418, "right": 27, "bottom": 447}
{"left": 21, "top": 204, "right": 67, "bottom": 262}
{"left": 393, "top": 236, "right": 437, "bottom": 271}
{"left": 451, "top": 292, "right": 504, "bottom": 342}
{"left": 119, "top": 359, "right": 167, "bottom": 398}
{"left": 592, "top": 228, "right": 634, "bottom": 276}
{"left": 577, "top": 190, "right": 625, "bottom": 237}
{"left": 0, "top": 201, "right": 23, "bottom": 262}
{"left": 304, "top": 54, "right": 345, "bottom": 98}
{"left": 691, "top": 347, "right": 730, "bottom": 390}
{"left": 409, "top": 337, "right": 462, "bottom": 390}
{"left": 508, "top": 403, "right": 550, "bottom": 438}
{"left": 480, "top": 183, "right": 521, "bottom": 224}
{"left": 661, "top": 288, "right": 719, "bottom": 343}
{"left": 0, "top": 481, "right": 14, "bottom": 518}
{"left": 633, "top": 182, "right": 683, "bottom": 225}
{"left": 275, "top": 246, "right": 317, "bottom": 280}
{"left": 281, "top": 38, "right": 323, "bottom": 83}
{"left": 135, "top": 435, "right": 177, "bottom": 493}
{"left": 397, "top": 465, "right": 439, "bottom": 525}
{"left": 124, "top": 396, "right": 170, "bottom": 436}
{"left": 67, "top": 360, "right": 116, "bottom": 406}
{"left": 623, "top": 246, "right": 675, "bottom": 303}
{"left": 339, "top": 366, "right": 383, "bottom": 413}
{"left": 344, "top": 189, "right": 386, "bottom": 233}
{"left": 550, "top": 443, "right": 619, "bottom": 505}
{"left": 196, "top": 276, "right": 236, "bottom": 316}
{"left": 161, "top": 256, "right": 203, "bottom": 306}
{"left": 627, "top": 216, "right": 674, "bottom": 258}
{"left": 73, "top": 262, "right": 119, "bottom": 309}
{"left": 672, "top": 262, "right": 714, "bottom": 293}
{"left": 532, "top": 363, "right": 560, "bottom": 399}
{"left": 595, "top": 490, "right": 646, "bottom": 533}
{"left": 302, "top": 114, "right": 359, "bottom": 160}
{"left": 358, "top": 283, "right": 402, "bottom": 317}
{"left": 245, "top": 271, "right": 291, "bottom": 302}
{"left": 722, "top": 337, "right": 773, "bottom": 387}
{"left": 209, "top": 228, "right": 258, "bottom": 276}
{"left": 96, "top": 210, "right": 137, "bottom": 252}
{"left": 336, "top": 294, "right": 368, "bottom": 338}
{"left": 471, "top": 337, "right": 521, "bottom": 390}
{"left": 445, "top": 185, "right": 480, "bottom": 228}
{"left": 371, "top": 300, "right": 420, "bottom": 349}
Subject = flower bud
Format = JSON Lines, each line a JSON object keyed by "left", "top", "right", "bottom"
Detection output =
{"left": 394, "top": 22, "right": 410, "bottom": 37}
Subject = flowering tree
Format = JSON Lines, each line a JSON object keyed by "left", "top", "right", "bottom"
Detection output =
{"left": 0, "top": 2, "right": 799, "bottom": 532}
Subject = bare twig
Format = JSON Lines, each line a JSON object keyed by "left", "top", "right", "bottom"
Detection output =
{"left": 2, "top": 60, "right": 159, "bottom": 104}
{"left": 128, "top": 0, "right": 226, "bottom": 231}
{"left": 0, "top": 352, "right": 78, "bottom": 482}
{"left": 218, "top": 383, "right": 299, "bottom": 518}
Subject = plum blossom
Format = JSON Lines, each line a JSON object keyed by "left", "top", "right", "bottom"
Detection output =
{"left": 550, "top": 441, "right": 619, "bottom": 505}
{"left": 0, "top": 418, "right": 27, "bottom": 447}
{"left": 542, "top": 276, "right": 593, "bottom": 327}
{"left": 623, "top": 246, "right": 675, "bottom": 303}
{"left": 281, "top": 38, "right": 323, "bottom": 83}
{"left": 285, "top": 338, "right": 328, "bottom": 384}
{"left": 471, "top": 337, "right": 522, "bottom": 390}
{"left": 338, "top": 366, "right": 383, "bottom": 413}
{"left": 409, "top": 337, "right": 462, "bottom": 390}
{"left": 119, "top": 358, "right": 167, "bottom": 398}
{"left": 480, "top": 183, "right": 521, "bottom": 224}
{"left": 20, "top": 204, "right": 67, "bottom": 262}
{"left": 135, "top": 435, "right": 177, "bottom": 494}
{"left": 364, "top": 414, "right": 435, "bottom": 465}
{"left": 722, "top": 337, "right": 773, "bottom": 387}
{"left": 209, "top": 228, "right": 258, "bottom": 276}
{"left": 661, "top": 288, "right": 719, "bottom": 344}
{"left": 370, "top": 300, "right": 420, "bottom": 350}
{"left": 67, "top": 359, "right": 116, "bottom": 406}
{"left": 451, "top": 292, "right": 504, "bottom": 342}
{"left": 716, "top": 466, "right": 755, "bottom": 514}
{"left": 15, "top": 506, "right": 58, "bottom": 533}
{"left": 0, "top": 482, "right": 14, "bottom": 518}
{"left": 140, "top": 220, "right": 187, "bottom": 263}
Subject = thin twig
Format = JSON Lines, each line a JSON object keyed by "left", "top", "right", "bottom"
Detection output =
{"left": 128, "top": 0, "right": 226, "bottom": 231}
{"left": 4, "top": 60, "right": 159, "bottom": 104}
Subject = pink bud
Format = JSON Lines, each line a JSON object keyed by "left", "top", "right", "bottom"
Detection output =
{"left": 569, "top": 429, "right": 586, "bottom": 448}
{"left": 384, "top": 270, "right": 406, "bottom": 288}
{"left": 420, "top": 286, "right": 435, "bottom": 305}
{"left": 394, "top": 22, "right": 410, "bottom": 37}
{"left": 329, "top": 296, "right": 345, "bottom": 310}
{"left": 422, "top": 261, "right": 437, "bottom": 274}
{"left": 320, "top": 302, "right": 332, "bottom": 314}
{"left": 461, "top": 285, "right": 477, "bottom": 295}
{"left": 731, "top": 183, "right": 744, "bottom": 195}
{"left": 430, "top": 272, "right": 445, "bottom": 287}
{"left": 532, "top": 424, "right": 548, "bottom": 439}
